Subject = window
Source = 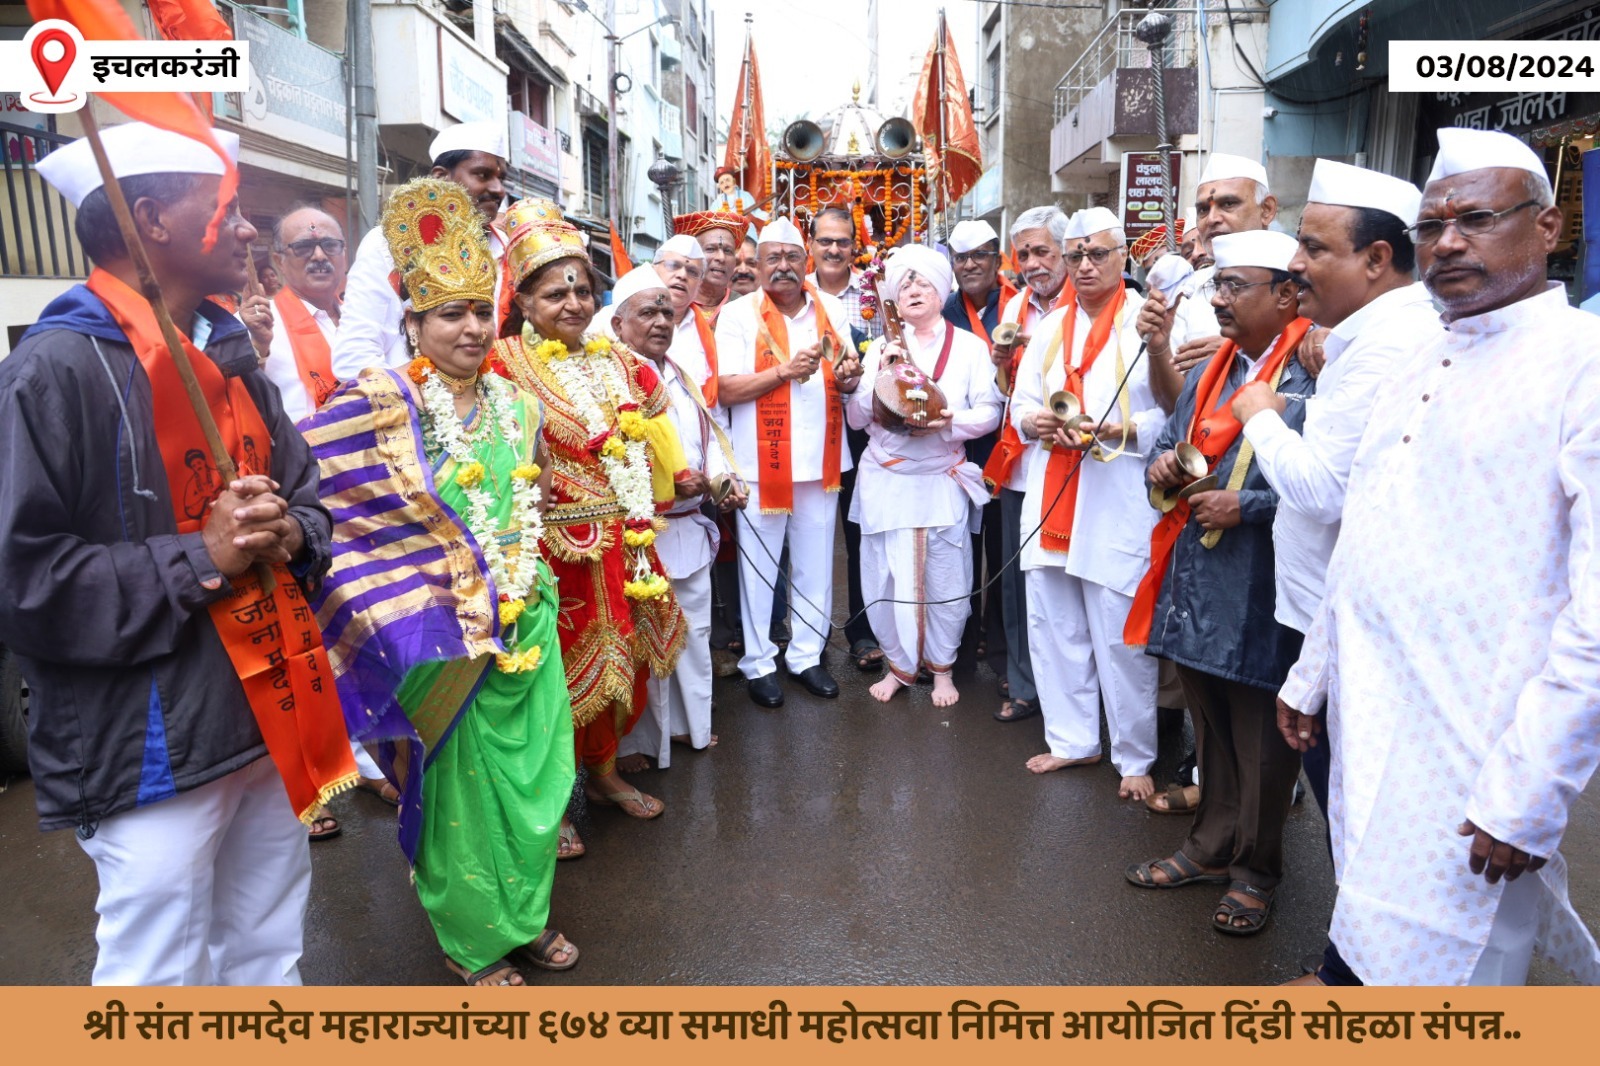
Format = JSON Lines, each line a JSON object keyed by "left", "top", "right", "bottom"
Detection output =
{"left": 686, "top": 77, "right": 698, "bottom": 123}
{"left": 511, "top": 73, "right": 552, "bottom": 127}
{"left": 984, "top": 47, "right": 1001, "bottom": 117}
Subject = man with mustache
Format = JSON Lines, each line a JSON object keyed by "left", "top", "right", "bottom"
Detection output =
{"left": 612, "top": 268, "right": 746, "bottom": 770}
{"left": 261, "top": 207, "right": 345, "bottom": 424}
{"left": 729, "top": 236, "right": 760, "bottom": 298}
{"left": 331, "top": 121, "right": 510, "bottom": 379}
{"left": 942, "top": 220, "right": 1016, "bottom": 675}
{"left": 808, "top": 207, "right": 884, "bottom": 672}
{"left": 1124, "top": 230, "right": 1314, "bottom": 938}
{"left": 1012, "top": 208, "right": 1165, "bottom": 800}
{"left": 1275, "top": 128, "right": 1600, "bottom": 985}
{"left": 1139, "top": 155, "right": 1278, "bottom": 409}
{"left": 984, "top": 205, "right": 1072, "bottom": 726}
{"left": 715, "top": 217, "right": 865, "bottom": 707}
{"left": 676, "top": 211, "right": 750, "bottom": 315}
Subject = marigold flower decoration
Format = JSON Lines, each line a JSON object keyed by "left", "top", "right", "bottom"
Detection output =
{"left": 535, "top": 338, "right": 568, "bottom": 362}
{"left": 511, "top": 463, "right": 542, "bottom": 482}
{"left": 617, "top": 410, "right": 648, "bottom": 442}
{"left": 584, "top": 336, "right": 612, "bottom": 355}
{"left": 455, "top": 462, "right": 486, "bottom": 489}
{"left": 495, "top": 645, "right": 543, "bottom": 674}
{"left": 624, "top": 573, "right": 671, "bottom": 601}
{"left": 408, "top": 356, "right": 435, "bottom": 384}
{"left": 499, "top": 599, "right": 525, "bottom": 627}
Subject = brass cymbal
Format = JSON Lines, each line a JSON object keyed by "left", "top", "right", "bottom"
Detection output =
{"left": 1176, "top": 472, "right": 1219, "bottom": 499}
{"left": 1174, "top": 441, "right": 1208, "bottom": 481}
{"left": 1048, "top": 390, "right": 1081, "bottom": 420}
{"left": 991, "top": 322, "right": 1019, "bottom": 347}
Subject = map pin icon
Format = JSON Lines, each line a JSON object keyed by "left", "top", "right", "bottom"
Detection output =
{"left": 31, "top": 29, "right": 77, "bottom": 98}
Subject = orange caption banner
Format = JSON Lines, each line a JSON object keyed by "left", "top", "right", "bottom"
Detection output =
{"left": 0, "top": 986, "right": 1594, "bottom": 1065}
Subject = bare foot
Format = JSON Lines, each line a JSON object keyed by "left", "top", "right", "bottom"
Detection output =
{"left": 1119, "top": 774, "right": 1155, "bottom": 801}
{"left": 931, "top": 673, "right": 960, "bottom": 707}
{"left": 671, "top": 733, "right": 718, "bottom": 749}
{"left": 870, "top": 673, "right": 907, "bottom": 703}
{"left": 1025, "top": 752, "right": 1102, "bottom": 774}
{"left": 614, "top": 753, "right": 653, "bottom": 774}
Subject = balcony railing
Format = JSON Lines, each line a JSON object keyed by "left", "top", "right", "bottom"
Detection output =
{"left": 1, "top": 123, "right": 87, "bottom": 279}
{"left": 1052, "top": 7, "right": 1200, "bottom": 125}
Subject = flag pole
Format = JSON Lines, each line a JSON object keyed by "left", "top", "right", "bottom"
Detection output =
{"left": 937, "top": 9, "right": 950, "bottom": 226}
{"left": 739, "top": 13, "right": 753, "bottom": 202}
{"left": 79, "top": 106, "right": 274, "bottom": 591}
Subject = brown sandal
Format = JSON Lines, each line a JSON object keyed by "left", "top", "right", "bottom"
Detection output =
{"left": 1144, "top": 783, "right": 1200, "bottom": 815}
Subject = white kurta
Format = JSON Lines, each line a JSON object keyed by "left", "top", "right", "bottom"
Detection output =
{"left": 330, "top": 223, "right": 508, "bottom": 381}
{"left": 846, "top": 322, "right": 1002, "bottom": 675}
{"left": 1012, "top": 296, "right": 1165, "bottom": 774}
{"left": 1280, "top": 283, "right": 1600, "bottom": 985}
{"left": 995, "top": 287, "right": 1063, "bottom": 491}
{"left": 1169, "top": 264, "right": 1221, "bottom": 350}
{"left": 1243, "top": 282, "right": 1441, "bottom": 631}
{"left": 262, "top": 292, "right": 336, "bottom": 426}
{"left": 715, "top": 288, "right": 854, "bottom": 677}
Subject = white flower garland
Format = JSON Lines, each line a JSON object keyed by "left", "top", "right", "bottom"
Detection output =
{"left": 416, "top": 365, "right": 547, "bottom": 662}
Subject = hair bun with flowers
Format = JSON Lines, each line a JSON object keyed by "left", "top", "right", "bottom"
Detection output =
{"left": 381, "top": 178, "right": 497, "bottom": 313}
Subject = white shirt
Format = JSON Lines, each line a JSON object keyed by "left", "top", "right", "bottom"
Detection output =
{"left": 1243, "top": 281, "right": 1440, "bottom": 631}
{"left": 713, "top": 287, "right": 855, "bottom": 486}
{"left": 651, "top": 353, "right": 724, "bottom": 578}
{"left": 995, "top": 285, "right": 1064, "bottom": 491}
{"left": 331, "top": 223, "right": 508, "bottom": 381}
{"left": 261, "top": 291, "right": 337, "bottom": 426}
{"left": 845, "top": 321, "right": 1003, "bottom": 534}
{"left": 1281, "top": 283, "right": 1600, "bottom": 985}
{"left": 1169, "top": 264, "right": 1221, "bottom": 350}
{"left": 1011, "top": 298, "right": 1164, "bottom": 592}
{"left": 670, "top": 309, "right": 714, "bottom": 394}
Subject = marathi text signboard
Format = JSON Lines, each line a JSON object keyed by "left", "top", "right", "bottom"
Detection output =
{"left": 512, "top": 111, "right": 561, "bottom": 184}
{"left": 236, "top": 6, "right": 346, "bottom": 160}
{"left": 1120, "top": 151, "right": 1182, "bottom": 245}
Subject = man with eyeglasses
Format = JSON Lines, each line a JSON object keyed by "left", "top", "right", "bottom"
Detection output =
{"left": 259, "top": 207, "right": 346, "bottom": 425}
{"left": 1275, "top": 128, "right": 1600, "bottom": 985}
{"left": 714, "top": 217, "right": 866, "bottom": 707}
{"left": 983, "top": 205, "right": 1074, "bottom": 726}
{"left": 331, "top": 122, "right": 510, "bottom": 380}
{"left": 1012, "top": 207, "right": 1166, "bottom": 801}
{"left": 942, "top": 220, "right": 1017, "bottom": 680}
{"left": 1124, "top": 230, "right": 1314, "bottom": 939}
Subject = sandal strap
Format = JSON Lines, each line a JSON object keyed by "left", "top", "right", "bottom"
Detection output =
{"left": 1227, "top": 880, "right": 1274, "bottom": 904}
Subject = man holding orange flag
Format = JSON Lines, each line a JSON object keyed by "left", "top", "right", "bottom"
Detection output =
{"left": 0, "top": 122, "right": 351, "bottom": 984}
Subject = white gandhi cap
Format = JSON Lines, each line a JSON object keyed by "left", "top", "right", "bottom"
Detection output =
{"left": 757, "top": 215, "right": 806, "bottom": 247}
{"left": 429, "top": 120, "right": 509, "bottom": 163}
{"left": 1198, "top": 152, "right": 1269, "bottom": 191}
{"left": 611, "top": 264, "right": 670, "bottom": 309}
{"left": 659, "top": 234, "right": 705, "bottom": 260}
{"left": 1064, "top": 206, "right": 1121, "bottom": 240}
{"left": 1307, "top": 159, "right": 1423, "bottom": 228}
{"left": 948, "top": 219, "right": 1000, "bottom": 254}
{"left": 1211, "top": 230, "right": 1299, "bottom": 272}
{"left": 1426, "top": 127, "right": 1552, "bottom": 195}
{"left": 37, "top": 122, "right": 240, "bottom": 208}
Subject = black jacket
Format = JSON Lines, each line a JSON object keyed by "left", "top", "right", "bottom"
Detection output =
{"left": 0, "top": 285, "right": 332, "bottom": 834}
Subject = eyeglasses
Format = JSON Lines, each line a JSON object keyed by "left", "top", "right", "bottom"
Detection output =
{"left": 761, "top": 251, "right": 807, "bottom": 267}
{"left": 1406, "top": 200, "right": 1540, "bottom": 244}
{"left": 952, "top": 250, "right": 998, "bottom": 264}
{"left": 658, "top": 258, "right": 705, "bottom": 280}
{"left": 813, "top": 237, "right": 854, "bottom": 250}
{"left": 281, "top": 237, "right": 346, "bottom": 259}
{"left": 1065, "top": 246, "right": 1126, "bottom": 266}
{"left": 1201, "top": 277, "right": 1277, "bottom": 300}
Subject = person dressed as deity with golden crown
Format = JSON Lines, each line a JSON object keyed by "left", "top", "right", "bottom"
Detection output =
{"left": 302, "top": 179, "right": 579, "bottom": 986}
{"left": 490, "top": 199, "right": 689, "bottom": 859}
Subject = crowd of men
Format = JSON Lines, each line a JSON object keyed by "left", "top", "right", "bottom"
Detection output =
{"left": 0, "top": 116, "right": 1595, "bottom": 988}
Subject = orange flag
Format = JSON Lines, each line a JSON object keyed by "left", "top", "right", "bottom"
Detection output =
{"left": 609, "top": 220, "right": 633, "bottom": 276}
{"left": 912, "top": 10, "right": 982, "bottom": 208}
{"left": 723, "top": 26, "right": 771, "bottom": 205}
{"left": 27, "top": 0, "right": 239, "bottom": 249}
{"left": 147, "top": 0, "right": 231, "bottom": 39}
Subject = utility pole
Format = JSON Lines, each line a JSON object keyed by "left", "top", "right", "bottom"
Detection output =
{"left": 866, "top": 0, "right": 878, "bottom": 107}
{"left": 349, "top": 0, "right": 378, "bottom": 233}
{"left": 606, "top": 0, "right": 620, "bottom": 242}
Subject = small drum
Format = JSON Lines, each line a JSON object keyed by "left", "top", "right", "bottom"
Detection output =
{"left": 872, "top": 360, "right": 949, "bottom": 434}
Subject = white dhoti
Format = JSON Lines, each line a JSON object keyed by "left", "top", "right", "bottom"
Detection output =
{"left": 861, "top": 522, "right": 972, "bottom": 679}
{"left": 622, "top": 556, "right": 714, "bottom": 767}
{"left": 76, "top": 755, "right": 312, "bottom": 985}
{"left": 736, "top": 479, "right": 838, "bottom": 676}
{"left": 1025, "top": 568, "right": 1157, "bottom": 776}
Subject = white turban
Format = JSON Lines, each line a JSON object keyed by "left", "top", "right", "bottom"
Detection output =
{"left": 757, "top": 215, "right": 806, "bottom": 248}
{"left": 659, "top": 233, "right": 705, "bottom": 260}
{"left": 1211, "top": 230, "right": 1299, "bottom": 272}
{"left": 882, "top": 244, "right": 954, "bottom": 303}
{"left": 611, "top": 265, "right": 670, "bottom": 311}
{"left": 948, "top": 219, "right": 1000, "bottom": 254}
{"left": 1199, "top": 152, "right": 1269, "bottom": 192}
{"left": 428, "top": 121, "right": 508, "bottom": 163}
{"left": 38, "top": 122, "right": 240, "bottom": 208}
{"left": 1307, "top": 159, "right": 1423, "bottom": 228}
{"left": 1426, "top": 128, "right": 1551, "bottom": 196}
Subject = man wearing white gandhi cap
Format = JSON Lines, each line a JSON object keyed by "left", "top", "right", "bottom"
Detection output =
{"left": 1125, "top": 226, "right": 1315, "bottom": 938}
{"left": 1277, "top": 128, "right": 1600, "bottom": 984}
{"left": 1139, "top": 152, "right": 1280, "bottom": 408}
{"left": 332, "top": 120, "right": 511, "bottom": 380}
{"left": 714, "top": 216, "right": 866, "bottom": 707}
{"left": 2, "top": 121, "right": 348, "bottom": 983}
{"left": 610, "top": 267, "right": 744, "bottom": 771}
{"left": 1011, "top": 206, "right": 1166, "bottom": 797}
{"left": 846, "top": 244, "right": 1003, "bottom": 707}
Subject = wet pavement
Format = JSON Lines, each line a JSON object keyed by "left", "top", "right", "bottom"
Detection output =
{"left": 3, "top": 625, "right": 1597, "bottom": 986}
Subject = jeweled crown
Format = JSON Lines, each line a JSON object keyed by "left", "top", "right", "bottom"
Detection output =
{"left": 380, "top": 178, "right": 497, "bottom": 313}
{"left": 503, "top": 198, "right": 590, "bottom": 289}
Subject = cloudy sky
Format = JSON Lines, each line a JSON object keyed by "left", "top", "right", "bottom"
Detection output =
{"left": 706, "top": 0, "right": 981, "bottom": 132}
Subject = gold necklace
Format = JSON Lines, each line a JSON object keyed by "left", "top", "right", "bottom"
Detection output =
{"left": 435, "top": 366, "right": 479, "bottom": 396}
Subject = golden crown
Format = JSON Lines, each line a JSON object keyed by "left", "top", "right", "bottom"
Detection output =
{"left": 380, "top": 178, "right": 497, "bottom": 313}
{"left": 503, "top": 198, "right": 589, "bottom": 290}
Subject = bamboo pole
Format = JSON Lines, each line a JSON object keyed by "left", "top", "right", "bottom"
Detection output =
{"left": 79, "top": 108, "right": 275, "bottom": 591}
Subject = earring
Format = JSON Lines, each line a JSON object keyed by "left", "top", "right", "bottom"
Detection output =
{"left": 407, "top": 329, "right": 420, "bottom": 350}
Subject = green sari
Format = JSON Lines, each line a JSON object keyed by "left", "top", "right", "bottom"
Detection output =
{"left": 397, "top": 391, "right": 575, "bottom": 971}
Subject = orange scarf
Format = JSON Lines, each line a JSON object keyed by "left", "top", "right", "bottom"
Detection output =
{"left": 961, "top": 277, "right": 1019, "bottom": 346}
{"left": 86, "top": 270, "right": 357, "bottom": 823}
{"left": 1039, "top": 286, "right": 1127, "bottom": 554}
{"left": 981, "top": 279, "right": 1076, "bottom": 492}
{"left": 691, "top": 304, "right": 720, "bottom": 407}
{"left": 753, "top": 284, "right": 844, "bottom": 514}
{"left": 1123, "top": 317, "right": 1313, "bottom": 646}
{"left": 272, "top": 289, "right": 339, "bottom": 410}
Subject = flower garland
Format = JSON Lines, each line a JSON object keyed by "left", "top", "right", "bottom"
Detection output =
{"left": 527, "top": 329, "right": 670, "bottom": 601}
{"left": 411, "top": 356, "right": 547, "bottom": 671}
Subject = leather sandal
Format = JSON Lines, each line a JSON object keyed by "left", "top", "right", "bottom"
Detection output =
{"left": 1213, "top": 881, "right": 1275, "bottom": 936}
{"left": 557, "top": 821, "right": 585, "bottom": 860}
{"left": 1145, "top": 783, "right": 1200, "bottom": 815}
{"left": 1124, "top": 851, "right": 1229, "bottom": 889}
{"left": 512, "top": 929, "right": 580, "bottom": 972}
{"left": 445, "top": 955, "right": 522, "bottom": 986}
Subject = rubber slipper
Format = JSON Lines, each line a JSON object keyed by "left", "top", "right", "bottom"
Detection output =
{"left": 1124, "top": 852, "right": 1229, "bottom": 889}
{"left": 356, "top": 777, "right": 400, "bottom": 806}
{"left": 993, "top": 698, "right": 1039, "bottom": 723}
{"left": 308, "top": 814, "right": 341, "bottom": 842}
